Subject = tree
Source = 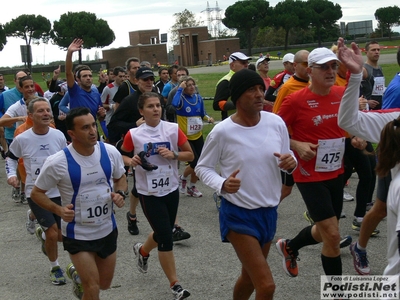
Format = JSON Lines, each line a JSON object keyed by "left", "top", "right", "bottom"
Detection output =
{"left": 307, "top": 0, "right": 342, "bottom": 46}
{"left": 223, "top": 0, "right": 271, "bottom": 55}
{"left": 4, "top": 14, "right": 51, "bottom": 71}
{"left": 272, "top": 0, "right": 312, "bottom": 50}
{"left": 51, "top": 11, "right": 115, "bottom": 63}
{"left": 375, "top": 6, "right": 400, "bottom": 40}
{"left": 0, "top": 24, "right": 6, "bottom": 51}
{"left": 170, "top": 9, "right": 202, "bottom": 45}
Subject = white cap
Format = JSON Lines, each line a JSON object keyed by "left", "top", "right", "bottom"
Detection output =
{"left": 229, "top": 52, "right": 251, "bottom": 64}
{"left": 308, "top": 48, "right": 339, "bottom": 66}
{"left": 256, "top": 56, "right": 270, "bottom": 68}
{"left": 58, "top": 81, "right": 68, "bottom": 93}
{"left": 282, "top": 53, "right": 294, "bottom": 63}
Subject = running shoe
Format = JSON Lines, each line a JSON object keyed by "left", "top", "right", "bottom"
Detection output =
{"left": 179, "top": 175, "right": 187, "bottom": 194}
{"left": 35, "top": 226, "right": 47, "bottom": 256}
{"left": 186, "top": 186, "right": 202, "bottom": 198}
{"left": 133, "top": 242, "right": 149, "bottom": 273}
{"left": 12, "top": 187, "right": 20, "bottom": 203}
{"left": 343, "top": 190, "right": 354, "bottom": 201}
{"left": 352, "top": 219, "right": 380, "bottom": 236}
{"left": 20, "top": 192, "right": 27, "bottom": 204}
{"left": 66, "top": 263, "right": 83, "bottom": 299}
{"left": 50, "top": 266, "right": 66, "bottom": 285}
{"left": 339, "top": 235, "right": 352, "bottom": 248}
{"left": 213, "top": 192, "right": 221, "bottom": 211}
{"left": 349, "top": 242, "right": 370, "bottom": 275}
{"left": 303, "top": 211, "right": 314, "bottom": 225}
{"left": 26, "top": 209, "right": 36, "bottom": 235}
{"left": 171, "top": 282, "right": 191, "bottom": 300}
{"left": 126, "top": 212, "right": 139, "bottom": 235}
{"left": 275, "top": 239, "right": 299, "bottom": 277}
{"left": 172, "top": 225, "right": 191, "bottom": 242}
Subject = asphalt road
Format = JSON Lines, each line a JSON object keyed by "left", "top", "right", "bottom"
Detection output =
{"left": 0, "top": 155, "right": 389, "bottom": 300}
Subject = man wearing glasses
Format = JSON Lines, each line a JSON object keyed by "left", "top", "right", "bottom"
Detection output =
{"left": 275, "top": 48, "right": 346, "bottom": 278}
{"left": 213, "top": 52, "right": 251, "bottom": 120}
{"left": 271, "top": 50, "right": 310, "bottom": 203}
{"left": 108, "top": 67, "right": 158, "bottom": 144}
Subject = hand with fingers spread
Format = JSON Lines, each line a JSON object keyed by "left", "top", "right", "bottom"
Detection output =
{"left": 68, "top": 38, "right": 84, "bottom": 53}
{"left": 337, "top": 37, "right": 364, "bottom": 74}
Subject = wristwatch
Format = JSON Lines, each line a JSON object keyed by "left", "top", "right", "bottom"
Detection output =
{"left": 116, "top": 190, "right": 126, "bottom": 200}
{"left": 172, "top": 150, "right": 179, "bottom": 160}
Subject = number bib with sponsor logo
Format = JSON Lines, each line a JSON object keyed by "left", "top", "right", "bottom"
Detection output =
{"left": 315, "top": 138, "right": 345, "bottom": 172}
{"left": 31, "top": 157, "right": 46, "bottom": 181}
{"left": 146, "top": 164, "right": 173, "bottom": 194}
{"left": 80, "top": 188, "right": 112, "bottom": 226}
{"left": 187, "top": 116, "right": 203, "bottom": 135}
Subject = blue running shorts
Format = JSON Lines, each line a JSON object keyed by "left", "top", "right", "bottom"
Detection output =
{"left": 219, "top": 197, "right": 277, "bottom": 246}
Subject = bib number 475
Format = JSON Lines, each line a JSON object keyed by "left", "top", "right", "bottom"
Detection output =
{"left": 321, "top": 152, "right": 340, "bottom": 164}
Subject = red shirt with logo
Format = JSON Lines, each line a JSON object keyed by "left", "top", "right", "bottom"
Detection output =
{"left": 278, "top": 85, "right": 346, "bottom": 182}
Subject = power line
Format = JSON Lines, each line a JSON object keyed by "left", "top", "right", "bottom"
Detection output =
{"left": 201, "top": 1, "right": 223, "bottom": 38}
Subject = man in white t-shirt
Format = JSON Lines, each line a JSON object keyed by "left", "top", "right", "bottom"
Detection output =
{"left": 6, "top": 98, "right": 68, "bottom": 285}
{"left": 101, "top": 66, "right": 126, "bottom": 126}
{"left": 31, "top": 107, "right": 127, "bottom": 300}
{"left": 196, "top": 69, "right": 296, "bottom": 299}
{"left": 1, "top": 75, "right": 38, "bottom": 204}
{"left": 0, "top": 75, "right": 37, "bottom": 129}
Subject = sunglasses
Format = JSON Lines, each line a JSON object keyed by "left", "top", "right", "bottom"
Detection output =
{"left": 311, "top": 63, "right": 339, "bottom": 71}
{"left": 299, "top": 62, "right": 309, "bottom": 67}
{"left": 141, "top": 77, "right": 154, "bottom": 82}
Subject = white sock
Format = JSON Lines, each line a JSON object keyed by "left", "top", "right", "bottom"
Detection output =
{"left": 356, "top": 242, "right": 366, "bottom": 251}
{"left": 50, "top": 260, "right": 59, "bottom": 269}
{"left": 42, "top": 231, "right": 46, "bottom": 240}
{"left": 190, "top": 182, "right": 196, "bottom": 187}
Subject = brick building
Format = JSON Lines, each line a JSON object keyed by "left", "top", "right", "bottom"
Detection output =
{"left": 173, "top": 26, "right": 240, "bottom": 66}
{"left": 101, "top": 27, "right": 240, "bottom": 68}
{"left": 102, "top": 29, "right": 168, "bottom": 69}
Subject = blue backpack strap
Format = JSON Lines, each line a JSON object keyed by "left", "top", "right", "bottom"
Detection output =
{"left": 99, "top": 142, "right": 112, "bottom": 189}
{"left": 98, "top": 142, "right": 117, "bottom": 229}
{"left": 63, "top": 147, "right": 81, "bottom": 238}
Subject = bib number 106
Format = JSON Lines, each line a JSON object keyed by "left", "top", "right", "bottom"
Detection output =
{"left": 87, "top": 204, "right": 109, "bottom": 218}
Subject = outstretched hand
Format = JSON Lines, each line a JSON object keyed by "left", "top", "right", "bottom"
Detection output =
{"left": 68, "top": 38, "right": 83, "bottom": 53}
{"left": 337, "top": 37, "right": 363, "bottom": 74}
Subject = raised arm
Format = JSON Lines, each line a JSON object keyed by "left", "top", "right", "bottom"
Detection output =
{"left": 66, "top": 39, "right": 83, "bottom": 89}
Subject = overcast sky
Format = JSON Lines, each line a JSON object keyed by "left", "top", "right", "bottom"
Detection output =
{"left": 0, "top": 0, "right": 398, "bottom": 67}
